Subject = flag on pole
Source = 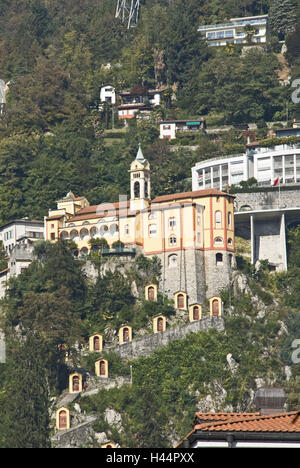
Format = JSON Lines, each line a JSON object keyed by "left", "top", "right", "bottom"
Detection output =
{"left": 273, "top": 176, "right": 280, "bottom": 186}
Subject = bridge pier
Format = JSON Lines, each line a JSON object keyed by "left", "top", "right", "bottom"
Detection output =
{"left": 236, "top": 208, "right": 300, "bottom": 271}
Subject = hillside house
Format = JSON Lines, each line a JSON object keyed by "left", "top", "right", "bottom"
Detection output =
{"left": 275, "top": 120, "right": 300, "bottom": 138}
{"left": 117, "top": 103, "right": 152, "bottom": 120}
{"left": 0, "top": 218, "right": 44, "bottom": 256}
{"left": 99, "top": 84, "right": 116, "bottom": 105}
{"left": 117, "top": 86, "right": 165, "bottom": 120}
{"left": 198, "top": 15, "right": 268, "bottom": 47}
{"left": 160, "top": 119, "right": 206, "bottom": 140}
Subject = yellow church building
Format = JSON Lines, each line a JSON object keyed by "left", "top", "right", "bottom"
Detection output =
{"left": 46, "top": 145, "right": 235, "bottom": 305}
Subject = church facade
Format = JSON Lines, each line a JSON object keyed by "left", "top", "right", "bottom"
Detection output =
{"left": 45, "top": 146, "right": 235, "bottom": 307}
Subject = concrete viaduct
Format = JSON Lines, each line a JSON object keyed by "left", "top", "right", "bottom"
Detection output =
{"left": 234, "top": 188, "right": 300, "bottom": 271}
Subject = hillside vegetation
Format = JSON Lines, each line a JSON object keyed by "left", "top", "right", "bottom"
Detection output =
{"left": 0, "top": 1, "right": 298, "bottom": 222}
{"left": 0, "top": 0, "right": 300, "bottom": 448}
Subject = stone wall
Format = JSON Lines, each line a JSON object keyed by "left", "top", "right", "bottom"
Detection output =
{"left": 107, "top": 316, "right": 224, "bottom": 359}
{"left": 234, "top": 189, "right": 300, "bottom": 212}
{"left": 51, "top": 416, "right": 97, "bottom": 448}
{"left": 204, "top": 250, "right": 233, "bottom": 298}
{"left": 156, "top": 249, "right": 207, "bottom": 304}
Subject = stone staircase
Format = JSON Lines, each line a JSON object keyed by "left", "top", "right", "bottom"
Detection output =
{"left": 52, "top": 316, "right": 224, "bottom": 447}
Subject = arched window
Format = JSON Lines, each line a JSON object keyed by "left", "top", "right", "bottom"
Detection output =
{"left": 134, "top": 181, "right": 140, "bottom": 198}
{"left": 70, "top": 229, "right": 78, "bottom": 240}
{"left": 90, "top": 227, "right": 98, "bottom": 238}
{"left": 145, "top": 179, "right": 149, "bottom": 199}
{"left": 83, "top": 221, "right": 90, "bottom": 226}
{"left": 227, "top": 211, "right": 232, "bottom": 226}
{"left": 80, "top": 247, "right": 88, "bottom": 256}
{"left": 215, "top": 211, "right": 222, "bottom": 227}
{"left": 100, "top": 225, "right": 109, "bottom": 236}
{"left": 60, "top": 231, "right": 68, "bottom": 240}
{"left": 110, "top": 224, "right": 118, "bottom": 235}
{"left": 193, "top": 306, "right": 200, "bottom": 321}
{"left": 149, "top": 224, "right": 157, "bottom": 237}
{"left": 228, "top": 238, "right": 233, "bottom": 246}
{"left": 169, "top": 235, "right": 177, "bottom": 247}
{"left": 169, "top": 217, "right": 176, "bottom": 229}
{"left": 168, "top": 254, "right": 177, "bottom": 268}
{"left": 80, "top": 228, "right": 89, "bottom": 239}
{"left": 149, "top": 212, "right": 157, "bottom": 220}
{"left": 214, "top": 237, "right": 223, "bottom": 246}
{"left": 216, "top": 253, "right": 223, "bottom": 264}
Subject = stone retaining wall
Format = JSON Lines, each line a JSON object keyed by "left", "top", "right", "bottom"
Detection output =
{"left": 108, "top": 316, "right": 224, "bottom": 359}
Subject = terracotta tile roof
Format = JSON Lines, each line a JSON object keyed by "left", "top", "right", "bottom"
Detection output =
{"left": 176, "top": 411, "right": 300, "bottom": 448}
{"left": 46, "top": 214, "right": 64, "bottom": 220}
{"left": 152, "top": 189, "right": 234, "bottom": 204}
{"left": 194, "top": 412, "right": 260, "bottom": 424}
{"left": 68, "top": 201, "right": 131, "bottom": 222}
{"left": 194, "top": 411, "right": 300, "bottom": 433}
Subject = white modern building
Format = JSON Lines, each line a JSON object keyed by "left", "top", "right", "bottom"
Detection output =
{"left": 99, "top": 84, "right": 116, "bottom": 105}
{"left": 192, "top": 143, "right": 300, "bottom": 191}
{"left": 198, "top": 15, "right": 268, "bottom": 47}
{"left": 0, "top": 218, "right": 44, "bottom": 255}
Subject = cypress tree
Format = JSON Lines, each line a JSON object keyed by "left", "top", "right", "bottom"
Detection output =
{"left": 2, "top": 336, "right": 51, "bottom": 448}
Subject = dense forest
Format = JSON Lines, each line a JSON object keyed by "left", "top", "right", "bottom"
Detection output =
{"left": 0, "top": 0, "right": 298, "bottom": 222}
{"left": 0, "top": 0, "right": 300, "bottom": 448}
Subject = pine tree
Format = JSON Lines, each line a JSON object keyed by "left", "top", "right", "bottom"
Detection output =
{"left": 268, "top": 0, "right": 297, "bottom": 41}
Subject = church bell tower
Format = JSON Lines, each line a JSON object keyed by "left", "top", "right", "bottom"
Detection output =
{"left": 129, "top": 144, "right": 151, "bottom": 212}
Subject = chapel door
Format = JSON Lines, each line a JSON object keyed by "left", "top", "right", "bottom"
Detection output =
{"left": 73, "top": 376, "right": 80, "bottom": 392}
{"left": 193, "top": 306, "right": 199, "bottom": 321}
{"left": 59, "top": 410, "right": 67, "bottom": 429}
{"left": 157, "top": 317, "right": 163, "bottom": 332}
{"left": 100, "top": 361, "right": 106, "bottom": 376}
{"left": 94, "top": 336, "right": 100, "bottom": 351}
{"left": 123, "top": 328, "right": 129, "bottom": 342}
{"left": 148, "top": 287, "right": 155, "bottom": 301}
{"left": 177, "top": 294, "right": 184, "bottom": 309}
{"left": 212, "top": 300, "right": 220, "bottom": 316}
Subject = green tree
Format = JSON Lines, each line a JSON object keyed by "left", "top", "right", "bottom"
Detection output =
{"left": 269, "top": 0, "right": 297, "bottom": 41}
{"left": 1, "top": 335, "right": 51, "bottom": 448}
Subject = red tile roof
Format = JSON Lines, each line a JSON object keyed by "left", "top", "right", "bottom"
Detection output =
{"left": 176, "top": 411, "right": 300, "bottom": 448}
{"left": 186, "top": 411, "right": 300, "bottom": 437}
{"left": 194, "top": 411, "right": 300, "bottom": 433}
{"left": 68, "top": 201, "right": 131, "bottom": 222}
{"left": 46, "top": 214, "right": 64, "bottom": 220}
{"left": 152, "top": 189, "right": 234, "bottom": 204}
{"left": 194, "top": 412, "right": 260, "bottom": 424}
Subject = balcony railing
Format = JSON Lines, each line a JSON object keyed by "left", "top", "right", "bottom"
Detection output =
{"left": 198, "top": 18, "right": 267, "bottom": 32}
{"left": 101, "top": 247, "right": 136, "bottom": 256}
